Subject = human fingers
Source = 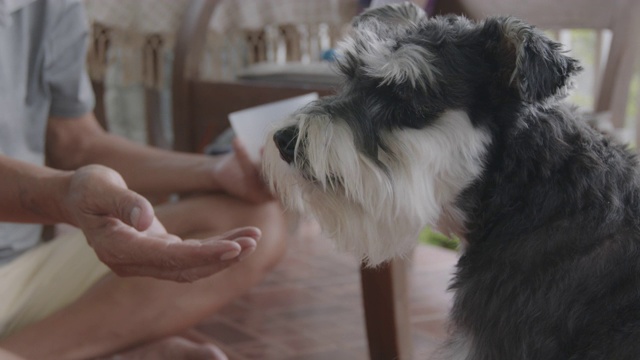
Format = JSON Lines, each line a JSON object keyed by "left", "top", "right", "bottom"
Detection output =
{"left": 175, "top": 226, "right": 260, "bottom": 261}
{"left": 114, "top": 236, "right": 258, "bottom": 282}
{"left": 232, "top": 139, "right": 271, "bottom": 189}
{"left": 92, "top": 167, "right": 155, "bottom": 231}
{"left": 144, "top": 216, "right": 168, "bottom": 235}
{"left": 232, "top": 139, "right": 274, "bottom": 202}
{"left": 232, "top": 138, "right": 259, "bottom": 175}
{"left": 69, "top": 165, "right": 155, "bottom": 231}
{"left": 123, "top": 233, "right": 249, "bottom": 270}
{"left": 214, "top": 226, "right": 262, "bottom": 242}
{"left": 88, "top": 220, "right": 241, "bottom": 275}
{"left": 110, "top": 188, "right": 155, "bottom": 231}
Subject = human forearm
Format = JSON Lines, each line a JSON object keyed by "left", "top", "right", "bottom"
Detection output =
{"left": 0, "top": 154, "right": 73, "bottom": 225}
{"left": 66, "top": 131, "right": 215, "bottom": 195}
{"left": 48, "top": 112, "right": 274, "bottom": 203}
{"left": 76, "top": 134, "right": 275, "bottom": 203}
{"left": 46, "top": 113, "right": 219, "bottom": 195}
{"left": 83, "top": 134, "right": 216, "bottom": 194}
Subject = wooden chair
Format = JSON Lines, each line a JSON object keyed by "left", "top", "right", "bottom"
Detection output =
{"left": 434, "top": 0, "right": 640, "bottom": 143}
{"left": 171, "top": 1, "right": 413, "bottom": 359}
{"left": 91, "top": 81, "right": 109, "bottom": 130}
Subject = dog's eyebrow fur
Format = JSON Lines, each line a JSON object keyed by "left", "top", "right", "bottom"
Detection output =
{"left": 335, "top": 2, "right": 439, "bottom": 89}
{"left": 363, "top": 41, "right": 439, "bottom": 89}
{"left": 335, "top": 29, "right": 441, "bottom": 90}
{"left": 352, "top": 2, "right": 426, "bottom": 33}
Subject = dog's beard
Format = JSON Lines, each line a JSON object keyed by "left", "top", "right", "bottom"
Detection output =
{"left": 263, "top": 110, "right": 491, "bottom": 266}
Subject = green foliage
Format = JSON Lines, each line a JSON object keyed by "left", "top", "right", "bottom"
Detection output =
{"left": 419, "top": 227, "right": 459, "bottom": 250}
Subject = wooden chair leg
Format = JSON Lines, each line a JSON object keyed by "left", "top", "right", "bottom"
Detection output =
{"left": 360, "top": 257, "right": 413, "bottom": 360}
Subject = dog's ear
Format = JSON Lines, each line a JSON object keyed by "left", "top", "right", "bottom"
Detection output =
{"left": 337, "top": 2, "right": 435, "bottom": 88}
{"left": 482, "top": 17, "right": 582, "bottom": 103}
{"left": 353, "top": 2, "right": 426, "bottom": 36}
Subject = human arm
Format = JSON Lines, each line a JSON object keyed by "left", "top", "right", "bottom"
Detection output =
{"left": 0, "top": 155, "right": 259, "bottom": 282}
{"left": 42, "top": 0, "right": 271, "bottom": 203}
{"left": 46, "top": 112, "right": 273, "bottom": 203}
{"left": 0, "top": 154, "right": 75, "bottom": 225}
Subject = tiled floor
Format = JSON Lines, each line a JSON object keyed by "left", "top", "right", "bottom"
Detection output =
{"left": 195, "top": 221, "right": 458, "bottom": 360}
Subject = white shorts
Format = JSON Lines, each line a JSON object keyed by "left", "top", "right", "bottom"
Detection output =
{"left": 0, "top": 230, "right": 110, "bottom": 337}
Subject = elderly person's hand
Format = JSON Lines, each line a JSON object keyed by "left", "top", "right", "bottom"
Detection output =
{"left": 211, "top": 139, "right": 274, "bottom": 203}
{"left": 64, "top": 165, "right": 260, "bottom": 282}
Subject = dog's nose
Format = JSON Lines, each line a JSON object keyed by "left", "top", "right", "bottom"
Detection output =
{"left": 273, "top": 126, "right": 298, "bottom": 164}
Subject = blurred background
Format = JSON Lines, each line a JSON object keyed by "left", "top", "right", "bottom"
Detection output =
{"left": 84, "top": 0, "right": 640, "bottom": 149}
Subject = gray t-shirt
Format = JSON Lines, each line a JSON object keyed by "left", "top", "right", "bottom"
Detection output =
{"left": 0, "top": 0, "right": 95, "bottom": 264}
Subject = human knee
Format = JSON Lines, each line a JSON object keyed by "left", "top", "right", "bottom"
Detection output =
{"left": 244, "top": 201, "right": 288, "bottom": 272}
{"left": 164, "top": 196, "right": 288, "bottom": 274}
{"left": 110, "top": 336, "right": 228, "bottom": 360}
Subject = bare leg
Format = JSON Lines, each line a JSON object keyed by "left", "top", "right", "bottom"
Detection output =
{"left": 0, "top": 348, "right": 24, "bottom": 360}
{"left": 99, "top": 329, "right": 229, "bottom": 360}
{"left": 0, "top": 195, "right": 288, "bottom": 360}
{"left": 98, "top": 336, "right": 227, "bottom": 360}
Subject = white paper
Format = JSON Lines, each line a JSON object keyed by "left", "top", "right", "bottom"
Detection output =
{"left": 229, "top": 93, "right": 319, "bottom": 162}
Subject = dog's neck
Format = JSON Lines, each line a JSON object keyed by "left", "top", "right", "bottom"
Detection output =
{"left": 458, "top": 102, "right": 637, "bottom": 246}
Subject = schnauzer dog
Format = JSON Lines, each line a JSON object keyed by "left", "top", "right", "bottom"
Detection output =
{"left": 263, "top": 2, "right": 640, "bottom": 359}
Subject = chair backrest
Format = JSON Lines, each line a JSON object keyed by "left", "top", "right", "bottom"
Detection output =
{"left": 434, "top": 0, "right": 640, "bottom": 132}
{"left": 171, "top": 0, "right": 221, "bottom": 152}
{"left": 170, "top": 0, "right": 342, "bottom": 153}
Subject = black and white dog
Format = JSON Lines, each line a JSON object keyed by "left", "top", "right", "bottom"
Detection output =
{"left": 263, "top": 3, "right": 640, "bottom": 359}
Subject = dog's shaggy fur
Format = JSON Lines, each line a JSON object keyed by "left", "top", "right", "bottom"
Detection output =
{"left": 263, "top": 3, "right": 640, "bottom": 359}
